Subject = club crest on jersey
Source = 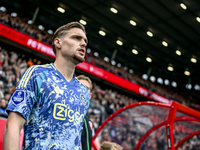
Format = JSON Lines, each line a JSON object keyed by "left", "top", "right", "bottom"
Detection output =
{"left": 11, "top": 90, "right": 25, "bottom": 105}
{"left": 80, "top": 93, "right": 87, "bottom": 105}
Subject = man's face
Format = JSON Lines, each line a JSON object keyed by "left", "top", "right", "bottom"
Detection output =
{"left": 79, "top": 79, "right": 92, "bottom": 99}
{"left": 0, "top": 99, "right": 7, "bottom": 109}
{"left": 4, "top": 94, "right": 10, "bottom": 101}
{"left": 59, "top": 28, "right": 88, "bottom": 63}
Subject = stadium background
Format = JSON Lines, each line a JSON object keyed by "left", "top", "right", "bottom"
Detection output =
{"left": 0, "top": 0, "right": 200, "bottom": 149}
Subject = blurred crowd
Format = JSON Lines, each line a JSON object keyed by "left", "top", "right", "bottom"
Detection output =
{"left": 1, "top": 8, "right": 200, "bottom": 109}
{"left": 88, "top": 82, "right": 138, "bottom": 131}
{"left": 1, "top": 9, "right": 200, "bottom": 150}
{"left": 85, "top": 52, "right": 200, "bottom": 108}
{"left": 95, "top": 107, "right": 200, "bottom": 150}
{"left": 0, "top": 9, "right": 52, "bottom": 45}
{"left": 0, "top": 46, "right": 29, "bottom": 116}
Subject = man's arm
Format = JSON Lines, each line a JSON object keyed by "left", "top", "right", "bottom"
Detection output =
{"left": 3, "top": 112, "right": 26, "bottom": 150}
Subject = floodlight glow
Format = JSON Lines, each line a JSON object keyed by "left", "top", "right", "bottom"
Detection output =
{"left": 117, "top": 63, "right": 121, "bottom": 67}
{"left": 132, "top": 49, "right": 138, "bottom": 55}
{"left": 184, "top": 70, "right": 190, "bottom": 76}
{"left": 116, "top": 40, "right": 123, "bottom": 46}
{"left": 48, "top": 30, "right": 53, "bottom": 35}
{"left": 38, "top": 25, "right": 44, "bottom": 30}
{"left": 162, "top": 41, "right": 168, "bottom": 47}
{"left": 104, "top": 57, "right": 109, "bottom": 62}
{"left": 130, "top": 20, "right": 137, "bottom": 26}
{"left": 111, "top": 60, "right": 116, "bottom": 65}
{"left": 191, "top": 58, "right": 197, "bottom": 63}
{"left": 79, "top": 19, "right": 87, "bottom": 25}
{"left": 94, "top": 52, "right": 99, "bottom": 57}
{"left": 197, "top": 17, "right": 200, "bottom": 23}
{"left": 180, "top": 3, "right": 187, "bottom": 10}
{"left": 157, "top": 78, "right": 163, "bottom": 84}
{"left": 146, "top": 57, "right": 152, "bottom": 62}
{"left": 11, "top": 12, "right": 17, "bottom": 17}
{"left": 167, "top": 66, "right": 173, "bottom": 71}
{"left": 164, "top": 79, "right": 170, "bottom": 85}
{"left": 0, "top": 6, "right": 6, "bottom": 12}
{"left": 57, "top": 7, "right": 65, "bottom": 13}
{"left": 194, "top": 84, "right": 200, "bottom": 90}
{"left": 142, "top": 74, "right": 148, "bottom": 80}
{"left": 99, "top": 30, "right": 106, "bottom": 36}
{"left": 87, "top": 48, "right": 91, "bottom": 53}
{"left": 176, "top": 50, "right": 181, "bottom": 56}
{"left": 28, "top": 20, "right": 33, "bottom": 24}
{"left": 172, "top": 81, "right": 177, "bottom": 87}
{"left": 147, "top": 31, "right": 153, "bottom": 37}
{"left": 150, "top": 76, "right": 156, "bottom": 82}
{"left": 110, "top": 7, "right": 118, "bottom": 14}
{"left": 186, "top": 84, "right": 192, "bottom": 89}
{"left": 129, "top": 69, "right": 133, "bottom": 73}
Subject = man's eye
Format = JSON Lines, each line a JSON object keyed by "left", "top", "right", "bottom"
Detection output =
{"left": 74, "top": 36, "right": 80, "bottom": 40}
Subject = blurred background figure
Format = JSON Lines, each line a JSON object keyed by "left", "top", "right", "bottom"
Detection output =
{"left": 100, "top": 141, "right": 122, "bottom": 150}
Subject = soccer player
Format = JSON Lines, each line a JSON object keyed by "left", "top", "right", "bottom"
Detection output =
{"left": 76, "top": 75, "right": 94, "bottom": 150}
{"left": 3, "top": 22, "right": 89, "bottom": 150}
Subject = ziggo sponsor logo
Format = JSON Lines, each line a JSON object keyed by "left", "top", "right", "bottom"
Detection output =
{"left": 53, "top": 103, "right": 84, "bottom": 123}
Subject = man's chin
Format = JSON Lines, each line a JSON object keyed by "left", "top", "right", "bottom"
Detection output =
{"left": 74, "top": 55, "right": 85, "bottom": 64}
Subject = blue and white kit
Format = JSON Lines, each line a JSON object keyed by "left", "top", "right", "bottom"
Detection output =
{"left": 6, "top": 63, "right": 90, "bottom": 150}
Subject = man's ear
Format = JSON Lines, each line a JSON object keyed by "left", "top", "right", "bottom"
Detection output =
{"left": 54, "top": 38, "right": 61, "bottom": 49}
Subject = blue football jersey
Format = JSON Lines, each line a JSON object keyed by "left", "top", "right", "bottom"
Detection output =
{"left": 7, "top": 63, "right": 90, "bottom": 150}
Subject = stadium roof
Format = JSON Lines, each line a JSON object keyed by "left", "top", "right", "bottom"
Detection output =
{"left": 1, "top": 0, "right": 200, "bottom": 88}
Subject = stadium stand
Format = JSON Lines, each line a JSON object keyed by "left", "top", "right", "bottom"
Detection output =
{"left": 1, "top": 9, "right": 200, "bottom": 110}
{"left": 1, "top": 7, "right": 200, "bottom": 150}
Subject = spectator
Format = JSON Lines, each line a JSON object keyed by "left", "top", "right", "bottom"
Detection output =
{"left": 100, "top": 129, "right": 111, "bottom": 144}
{"left": 19, "top": 59, "right": 28, "bottom": 75}
{"left": 27, "top": 58, "right": 34, "bottom": 67}
{"left": 0, "top": 98, "right": 8, "bottom": 117}
{"left": 0, "top": 81, "right": 4, "bottom": 100}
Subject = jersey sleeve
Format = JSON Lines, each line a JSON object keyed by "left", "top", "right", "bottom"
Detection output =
{"left": 6, "top": 65, "right": 40, "bottom": 120}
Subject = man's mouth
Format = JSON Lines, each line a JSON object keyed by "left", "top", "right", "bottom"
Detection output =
{"left": 78, "top": 49, "right": 85, "bottom": 55}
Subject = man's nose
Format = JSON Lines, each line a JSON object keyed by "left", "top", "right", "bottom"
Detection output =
{"left": 81, "top": 39, "right": 87, "bottom": 47}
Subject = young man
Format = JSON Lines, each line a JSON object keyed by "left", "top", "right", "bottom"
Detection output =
{"left": 3, "top": 22, "right": 90, "bottom": 150}
{"left": 76, "top": 75, "right": 94, "bottom": 150}
{"left": 100, "top": 141, "right": 123, "bottom": 150}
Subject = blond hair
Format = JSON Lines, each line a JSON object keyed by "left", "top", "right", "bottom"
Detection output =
{"left": 52, "top": 22, "right": 86, "bottom": 55}
{"left": 100, "top": 141, "right": 122, "bottom": 150}
{"left": 76, "top": 75, "right": 93, "bottom": 91}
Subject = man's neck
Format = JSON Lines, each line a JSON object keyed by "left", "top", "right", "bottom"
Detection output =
{"left": 54, "top": 58, "right": 76, "bottom": 82}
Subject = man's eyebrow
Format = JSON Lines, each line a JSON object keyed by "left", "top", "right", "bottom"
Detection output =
{"left": 73, "top": 34, "right": 88, "bottom": 44}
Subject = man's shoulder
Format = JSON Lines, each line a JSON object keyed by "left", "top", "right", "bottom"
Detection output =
{"left": 27, "top": 63, "right": 55, "bottom": 76}
{"left": 19, "top": 63, "right": 54, "bottom": 84}
{"left": 33, "top": 63, "right": 53, "bottom": 71}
